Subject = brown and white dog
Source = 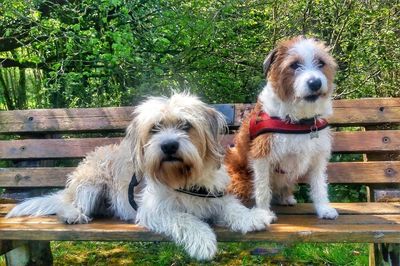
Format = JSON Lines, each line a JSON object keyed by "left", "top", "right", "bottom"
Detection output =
{"left": 225, "top": 36, "right": 339, "bottom": 221}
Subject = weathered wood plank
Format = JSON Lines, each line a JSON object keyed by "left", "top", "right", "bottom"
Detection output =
{"left": 333, "top": 98, "right": 400, "bottom": 108}
{"left": 1, "top": 131, "right": 399, "bottom": 159}
{"left": 0, "top": 107, "right": 134, "bottom": 133}
{"left": 0, "top": 215, "right": 400, "bottom": 243}
{"left": 2, "top": 214, "right": 400, "bottom": 225}
{"left": 1, "top": 162, "right": 399, "bottom": 188}
{"left": 0, "top": 167, "right": 74, "bottom": 187}
{"left": 0, "top": 138, "right": 122, "bottom": 159}
{"left": 2, "top": 203, "right": 400, "bottom": 216}
{"left": 272, "top": 203, "right": 400, "bottom": 215}
{"left": 233, "top": 98, "right": 400, "bottom": 126}
{"left": 324, "top": 161, "right": 400, "bottom": 184}
{"left": 332, "top": 130, "right": 400, "bottom": 153}
{"left": 1, "top": 99, "right": 399, "bottom": 134}
{"left": 374, "top": 189, "right": 400, "bottom": 202}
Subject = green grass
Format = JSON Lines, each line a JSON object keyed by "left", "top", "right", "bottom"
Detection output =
{"left": 44, "top": 241, "right": 368, "bottom": 266}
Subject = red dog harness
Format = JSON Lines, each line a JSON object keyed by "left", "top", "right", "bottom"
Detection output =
{"left": 249, "top": 111, "right": 328, "bottom": 140}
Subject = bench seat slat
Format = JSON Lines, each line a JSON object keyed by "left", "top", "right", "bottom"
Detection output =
{"left": 1, "top": 213, "right": 400, "bottom": 242}
{"left": 1, "top": 161, "right": 399, "bottom": 188}
{"left": 1, "top": 131, "right": 399, "bottom": 159}
{"left": 1, "top": 215, "right": 400, "bottom": 226}
{"left": 2, "top": 203, "right": 400, "bottom": 216}
{"left": 1, "top": 99, "right": 399, "bottom": 134}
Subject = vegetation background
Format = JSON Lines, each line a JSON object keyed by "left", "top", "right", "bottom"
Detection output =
{"left": 0, "top": 0, "right": 398, "bottom": 110}
{"left": 0, "top": 0, "right": 398, "bottom": 265}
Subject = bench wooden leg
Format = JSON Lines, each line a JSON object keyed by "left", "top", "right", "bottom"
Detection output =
{"left": 5, "top": 241, "right": 53, "bottom": 266}
{"left": 372, "top": 243, "right": 400, "bottom": 266}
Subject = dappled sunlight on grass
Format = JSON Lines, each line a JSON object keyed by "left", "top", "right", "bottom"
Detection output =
{"left": 51, "top": 241, "right": 368, "bottom": 266}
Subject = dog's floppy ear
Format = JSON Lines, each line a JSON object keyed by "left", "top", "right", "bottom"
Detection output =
{"left": 205, "top": 107, "right": 226, "bottom": 142}
{"left": 204, "top": 107, "right": 227, "bottom": 164}
{"left": 263, "top": 48, "right": 277, "bottom": 77}
{"left": 125, "top": 116, "right": 144, "bottom": 176}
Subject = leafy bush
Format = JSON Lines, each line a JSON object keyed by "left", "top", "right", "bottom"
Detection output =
{"left": 0, "top": 0, "right": 398, "bottom": 109}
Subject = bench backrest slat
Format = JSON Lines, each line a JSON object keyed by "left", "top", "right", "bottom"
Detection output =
{"left": 1, "top": 98, "right": 399, "bottom": 201}
{"left": 0, "top": 161, "right": 399, "bottom": 188}
{"left": 1, "top": 98, "right": 399, "bottom": 134}
{"left": 1, "top": 130, "right": 399, "bottom": 160}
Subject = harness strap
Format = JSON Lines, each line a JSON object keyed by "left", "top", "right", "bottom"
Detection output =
{"left": 175, "top": 187, "right": 225, "bottom": 198}
{"left": 249, "top": 111, "right": 328, "bottom": 140}
{"left": 128, "top": 174, "right": 139, "bottom": 211}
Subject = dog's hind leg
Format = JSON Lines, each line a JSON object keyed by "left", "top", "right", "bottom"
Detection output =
{"left": 57, "top": 184, "right": 103, "bottom": 224}
{"left": 273, "top": 180, "right": 297, "bottom": 206}
{"left": 109, "top": 186, "right": 137, "bottom": 222}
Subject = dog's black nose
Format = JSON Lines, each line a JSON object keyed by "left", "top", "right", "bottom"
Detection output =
{"left": 161, "top": 140, "right": 179, "bottom": 155}
{"left": 307, "top": 78, "right": 322, "bottom": 91}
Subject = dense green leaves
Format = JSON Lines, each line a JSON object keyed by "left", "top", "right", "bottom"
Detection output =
{"left": 0, "top": 0, "right": 399, "bottom": 109}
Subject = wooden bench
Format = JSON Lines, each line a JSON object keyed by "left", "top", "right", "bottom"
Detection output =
{"left": 1, "top": 98, "right": 399, "bottom": 265}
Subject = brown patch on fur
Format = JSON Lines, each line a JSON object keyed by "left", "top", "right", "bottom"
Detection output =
{"left": 250, "top": 134, "right": 272, "bottom": 159}
{"left": 225, "top": 102, "right": 272, "bottom": 201}
{"left": 267, "top": 37, "right": 304, "bottom": 102}
{"left": 320, "top": 58, "right": 337, "bottom": 93}
{"left": 153, "top": 161, "right": 193, "bottom": 189}
{"left": 188, "top": 127, "right": 207, "bottom": 160}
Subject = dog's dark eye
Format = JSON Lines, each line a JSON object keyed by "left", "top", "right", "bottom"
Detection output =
{"left": 290, "top": 61, "right": 301, "bottom": 70}
{"left": 150, "top": 124, "right": 160, "bottom": 134}
{"left": 317, "top": 59, "right": 325, "bottom": 68}
{"left": 180, "top": 122, "right": 192, "bottom": 131}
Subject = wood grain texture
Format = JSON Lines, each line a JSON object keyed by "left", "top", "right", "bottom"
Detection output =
{"left": 0, "top": 214, "right": 400, "bottom": 243}
{"left": 332, "top": 130, "right": 400, "bottom": 153}
{"left": 0, "top": 107, "right": 134, "bottom": 133}
{"left": 0, "top": 138, "right": 122, "bottom": 159}
{"left": 1, "top": 131, "right": 399, "bottom": 159}
{"left": 1, "top": 162, "right": 399, "bottom": 188}
{"left": 2, "top": 203, "right": 400, "bottom": 216}
{"left": 1, "top": 98, "right": 399, "bottom": 133}
{"left": 233, "top": 98, "right": 400, "bottom": 126}
{"left": 0, "top": 167, "right": 73, "bottom": 187}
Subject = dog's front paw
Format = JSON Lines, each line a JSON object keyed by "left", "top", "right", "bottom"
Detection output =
{"left": 232, "top": 208, "right": 277, "bottom": 233}
{"left": 186, "top": 233, "right": 217, "bottom": 261}
{"left": 58, "top": 209, "right": 92, "bottom": 224}
{"left": 316, "top": 205, "right": 339, "bottom": 220}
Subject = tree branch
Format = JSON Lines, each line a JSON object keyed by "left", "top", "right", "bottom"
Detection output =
{"left": 0, "top": 58, "right": 42, "bottom": 69}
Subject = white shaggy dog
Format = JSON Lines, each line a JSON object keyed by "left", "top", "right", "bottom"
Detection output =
{"left": 7, "top": 93, "right": 273, "bottom": 261}
{"left": 226, "top": 36, "right": 339, "bottom": 220}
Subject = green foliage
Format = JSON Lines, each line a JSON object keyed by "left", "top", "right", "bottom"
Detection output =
{"left": 47, "top": 241, "right": 368, "bottom": 266}
{"left": 0, "top": 2, "right": 394, "bottom": 264}
{"left": 0, "top": 0, "right": 399, "bottom": 109}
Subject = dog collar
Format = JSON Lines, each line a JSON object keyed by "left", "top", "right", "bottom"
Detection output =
{"left": 175, "top": 187, "right": 225, "bottom": 198}
{"left": 128, "top": 174, "right": 140, "bottom": 211}
{"left": 249, "top": 111, "right": 328, "bottom": 140}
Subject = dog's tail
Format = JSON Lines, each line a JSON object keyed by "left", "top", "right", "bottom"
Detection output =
{"left": 5, "top": 192, "right": 63, "bottom": 218}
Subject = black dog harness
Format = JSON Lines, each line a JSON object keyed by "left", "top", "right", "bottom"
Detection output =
{"left": 128, "top": 174, "right": 140, "bottom": 211}
{"left": 128, "top": 174, "right": 225, "bottom": 211}
{"left": 175, "top": 187, "right": 225, "bottom": 198}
